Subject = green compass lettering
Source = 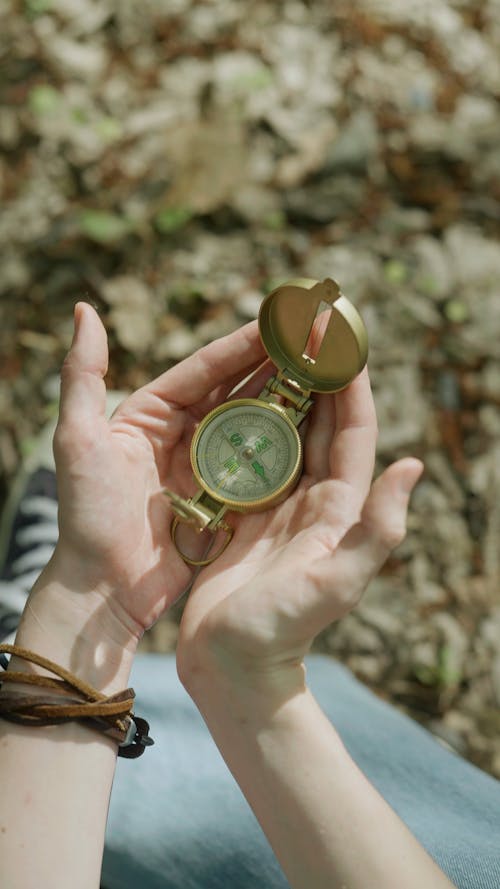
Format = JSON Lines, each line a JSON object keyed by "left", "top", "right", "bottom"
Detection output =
{"left": 192, "top": 399, "right": 302, "bottom": 508}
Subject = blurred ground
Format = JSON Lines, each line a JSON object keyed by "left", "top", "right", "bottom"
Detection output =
{"left": 1, "top": 0, "right": 500, "bottom": 778}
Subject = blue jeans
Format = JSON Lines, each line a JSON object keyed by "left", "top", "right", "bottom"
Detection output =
{"left": 103, "top": 654, "right": 500, "bottom": 889}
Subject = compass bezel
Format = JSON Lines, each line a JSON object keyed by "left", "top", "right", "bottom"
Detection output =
{"left": 190, "top": 398, "right": 303, "bottom": 511}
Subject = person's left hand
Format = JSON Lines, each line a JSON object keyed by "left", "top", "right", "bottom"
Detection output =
{"left": 42, "top": 301, "right": 267, "bottom": 642}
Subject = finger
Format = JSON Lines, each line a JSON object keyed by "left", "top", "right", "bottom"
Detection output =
{"left": 57, "top": 302, "right": 108, "bottom": 428}
{"left": 204, "top": 358, "right": 275, "bottom": 412}
{"left": 303, "top": 458, "right": 424, "bottom": 636}
{"left": 227, "top": 358, "right": 276, "bottom": 399}
{"left": 329, "top": 366, "right": 377, "bottom": 506}
{"left": 138, "top": 320, "right": 266, "bottom": 410}
{"left": 303, "top": 393, "right": 336, "bottom": 479}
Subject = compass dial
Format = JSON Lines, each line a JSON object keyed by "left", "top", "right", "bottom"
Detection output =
{"left": 191, "top": 399, "right": 302, "bottom": 510}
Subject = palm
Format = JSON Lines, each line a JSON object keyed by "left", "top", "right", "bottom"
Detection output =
{"left": 54, "top": 305, "right": 268, "bottom": 629}
{"left": 55, "top": 412, "right": 190, "bottom": 625}
{"left": 181, "top": 471, "right": 363, "bottom": 660}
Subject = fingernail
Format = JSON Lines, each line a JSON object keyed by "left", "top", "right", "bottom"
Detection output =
{"left": 71, "top": 302, "right": 84, "bottom": 347}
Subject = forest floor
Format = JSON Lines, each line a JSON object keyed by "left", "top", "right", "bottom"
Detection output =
{"left": 1, "top": 0, "right": 500, "bottom": 778}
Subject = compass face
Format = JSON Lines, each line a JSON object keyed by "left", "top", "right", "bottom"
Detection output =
{"left": 191, "top": 399, "right": 302, "bottom": 509}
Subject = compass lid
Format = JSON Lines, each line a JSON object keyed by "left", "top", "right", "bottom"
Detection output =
{"left": 258, "top": 278, "right": 368, "bottom": 393}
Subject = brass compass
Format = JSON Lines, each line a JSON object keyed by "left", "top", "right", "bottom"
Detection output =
{"left": 164, "top": 277, "right": 368, "bottom": 566}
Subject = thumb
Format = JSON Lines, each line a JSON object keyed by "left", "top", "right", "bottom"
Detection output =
{"left": 58, "top": 302, "right": 109, "bottom": 428}
{"left": 359, "top": 456, "right": 424, "bottom": 549}
{"left": 304, "top": 458, "right": 424, "bottom": 634}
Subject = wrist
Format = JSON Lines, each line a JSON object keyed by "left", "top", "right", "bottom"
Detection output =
{"left": 178, "top": 617, "right": 310, "bottom": 719}
{"left": 179, "top": 647, "right": 308, "bottom": 725}
{"left": 11, "top": 559, "right": 139, "bottom": 695}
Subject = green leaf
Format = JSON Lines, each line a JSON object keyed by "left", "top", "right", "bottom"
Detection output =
{"left": 96, "top": 116, "right": 123, "bottom": 142}
{"left": 25, "top": 0, "right": 52, "bottom": 16}
{"left": 78, "top": 210, "right": 132, "bottom": 244}
{"left": 155, "top": 207, "right": 192, "bottom": 234}
{"left": 384, "top": 259, "right": 408, "bottom": 285}
{"left": 20, "top": 436, "right": 38, "bottom": 458}
{"left": 231, "top": 66, "right": 274, "bottom": 93}
{"left": 384, "top": 259, "right": 408, "bottom": 284}
{"left": 413, "top": 644, "right": 462, "bottom": 689}
{"left": 444, "top": 299, "right": 469, "bottom": 324}
{"left": 71, "top": 106, "right": 89, "bottom": 125}
{"left": 29, "top": 85, "right": 61, "bottom": 116}
{"left": 413, "top": 664, "right": 439, "bottom": 687}
{"left": 264, "top": 210, "right": 286, "bottom": 230}
{"left": 437, "top": 644, "right": 462, "bottom": 686}
{"left": 416, "top": 275, "right": 439, "bottom": 296}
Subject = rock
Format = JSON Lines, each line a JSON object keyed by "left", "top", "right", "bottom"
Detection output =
{"left": 479, "top": 406, "right": 500, "bottom": 438}
{"left": 424, "top": 451, "right": 465, "bottom": 509}
{"left": 48, "top": 0, "right": 112, "bottom": 35}
{"left": 324, "top": 109, "right": 380, "bottom": 173}
{"left": 394, "top": 290, "right": 442, "bottom": 328}
{"left": 161, "top": 116, "right": 250, "bottom": 214}
{"left": 492, "top": 655, "right": 500, "bottom": 708}
{"left": 379, "top": 207, "right": 432, "bottom": 234}
{"left": 102, "top": 275, "right": 156, "bottom": 354}
{"left": 349, "top": 623, "right": 384, "bottom": 653}
{"left": 154, "top": 327, "right": 201, "bottom": 363}
{"left": 347, "top": 654, "right": 387, "bottom": 683}
{"left": 356, "top": 605, "right": 402, "bottom": 639}
{"left": 412, "top": 235, "right": 454, "bottom": 300}
{"left": 212, "top": 51, "right": 274, "bottom": 104}
{"left": 235, "top": 288, "right": 264, "bottom": 319}
{"left": 232, "top": 185, "right": 282, "bottom": 224}
{"left": 445, "top": 225, "right": 500, "bottom": 291}
{"left": 427, "top": 719, "right": 468, "bottom": 755}
{"left": 0, "top": 108, "right": 21, "bottom": 149}
{"left": 275, "top": 118, "right": 337, "bottom": 188}
{"left": 0, "top": 254, "right": 31, "bottom": 295}
{"left": 374, "top": 364, "right": 429, "bottom": 453}
{"left": 284, "top": 176, "right": 365, "bottom": 224}
{"left": 124, "top": 102, "right": 180, "bottom": 138}
{"left": 41, "top": 33, "right": 108, "bottom": 81}
{"left": 411, "top": 641, "right": 439, "bottom": 671}
{"left": 306, "top": 244, "right": 382, "bottom": 303}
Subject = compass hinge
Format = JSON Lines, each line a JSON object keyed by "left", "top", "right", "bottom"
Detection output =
{"left": 258, "top": 374, "right": 314, "bottom": 427}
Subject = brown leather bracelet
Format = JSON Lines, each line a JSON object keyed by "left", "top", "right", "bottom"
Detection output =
{"left": 0, "top": 644, "right": 154, "bottom": 758}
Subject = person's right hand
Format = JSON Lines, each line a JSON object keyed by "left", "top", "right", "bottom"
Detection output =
{"left": 176, "top": 368, "right": 423, "bottom": 704}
